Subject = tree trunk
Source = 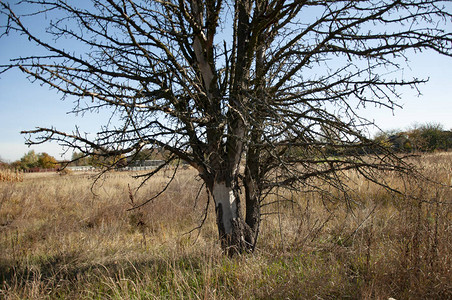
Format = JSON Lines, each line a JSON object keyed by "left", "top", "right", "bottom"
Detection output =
{"left": 211, "top": 179, "right": 253, "bottom": 255}
{"left": 244, "top": 150, "right": 261, "bottom": 251}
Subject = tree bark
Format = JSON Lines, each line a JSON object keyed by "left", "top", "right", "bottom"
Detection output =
{"left": 211, "top": 179, "right": 252, "bottom": 255}
{"left": 244, "top": 145, "right": 261, "bottom": 250}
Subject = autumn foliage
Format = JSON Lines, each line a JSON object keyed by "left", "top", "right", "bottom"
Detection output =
{"left": 10, "top": 150, "right": 60, "bottom": 171}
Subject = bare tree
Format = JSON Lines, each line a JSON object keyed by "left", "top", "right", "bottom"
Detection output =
{"left": 1, "top": 0, "right": 451, "bottom": 254}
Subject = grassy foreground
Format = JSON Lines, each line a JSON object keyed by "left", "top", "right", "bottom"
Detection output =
{"left": 1, "top": 153, "right": 451, "bottom": 299}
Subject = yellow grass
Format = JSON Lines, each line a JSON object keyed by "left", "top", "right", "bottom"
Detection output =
{"left": 0, "top": 169, "right": 23, "bottom": 183}
{"left": 0, "top": 154, "right": 451, "bottom": 299}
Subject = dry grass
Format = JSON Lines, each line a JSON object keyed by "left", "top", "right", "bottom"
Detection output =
{"left": 0, "top": 169, "right": 23, "bottom": 183}
{"left": 0, "top": 154, "right": 451, "bottom": 299}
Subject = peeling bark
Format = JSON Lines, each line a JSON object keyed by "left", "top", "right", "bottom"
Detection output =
{"left": 211, "top": 179, "right": 254, "bottom": 255}
{"left": 212, "top": 182, "right": 237, "bottom": 234}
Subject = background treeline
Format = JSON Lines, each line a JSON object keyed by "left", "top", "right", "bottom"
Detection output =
{"left": 373, "top": 122, "right": 452, "bottom": 153}
{"left": 69, "top": 147, "right": 167, "bottom": 167}
{"left": 1, "top": 123, "right": 451, "bottom": 171}
{"left": 319, "top": 122, "right": 452, "bottom": 157}
{"left": 0, "top": 147, "right": 169, "bottom": 171}
{"left": 291, "top": 122, "right": 452, "bottom": 158}
{"left": 3, "top": 150, "right": 60, "bottom": 171}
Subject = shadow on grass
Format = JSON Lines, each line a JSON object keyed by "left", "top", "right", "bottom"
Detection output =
{"left": 0, "top": 250, "right": 208, "bottom": 298}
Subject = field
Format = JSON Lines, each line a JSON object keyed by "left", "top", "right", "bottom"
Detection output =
{"left": 1, "top": 153, "right": 451, "bottom": 299}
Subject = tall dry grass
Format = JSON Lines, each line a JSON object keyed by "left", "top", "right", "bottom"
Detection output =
{"left": 0, "top": 169, "right": 23, "bottom": 183}
{"left": 0, "top": 154, "right": 451, "bottom": 299}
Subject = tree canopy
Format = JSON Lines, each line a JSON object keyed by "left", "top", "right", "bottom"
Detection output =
{"left": 1, "top": 0, "right": 451, "bottom": 254}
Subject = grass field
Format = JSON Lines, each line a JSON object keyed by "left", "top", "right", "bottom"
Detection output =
{"left": 1, "top": 153, "right": 451, "bottom": 299}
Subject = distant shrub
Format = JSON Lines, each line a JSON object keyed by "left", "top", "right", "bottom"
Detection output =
{"left": 57, "top": 168, "right": 72, "bottom": 176}
{"left": 374, "top": 122, "right": 452, "bottom": 153}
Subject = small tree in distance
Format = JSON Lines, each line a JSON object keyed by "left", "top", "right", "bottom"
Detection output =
{"left": 37, "top": 152, "right": 60, "bottom": 169}
{"left": 19, "top": 150, "right": 39, "bottom": 170}
{"left": 409, "top": 122, "right": 452, "bottom": 152}
{"left": 1, "top": 0, "right": 451, "bottom": 254}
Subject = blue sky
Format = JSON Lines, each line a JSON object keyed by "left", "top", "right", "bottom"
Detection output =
{"left": 0, "top": 2, "right": 451, "bottom": 162}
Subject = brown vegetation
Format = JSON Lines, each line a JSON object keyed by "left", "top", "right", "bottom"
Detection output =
{"left": 0, "top": 169, "right": 23, "bottom": 183}
{"left": 0, "top": 153, "right": 451, "bottom": 299}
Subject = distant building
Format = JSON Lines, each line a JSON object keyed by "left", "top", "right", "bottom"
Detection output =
{"left": 119, "top": 160, "right": 165, "bottom": 171}
{"left": 65, "top": 160, "right": 166, "bottom": 172}
{"left": 129, "top": 160, "right": 165, "bottom": 167}
{"left": 67, "top": 166, "right": 96, "bottom": 172}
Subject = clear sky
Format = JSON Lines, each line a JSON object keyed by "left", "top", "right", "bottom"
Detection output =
{"left": 0, "top": 2, "right": 451, "bottom": 163}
